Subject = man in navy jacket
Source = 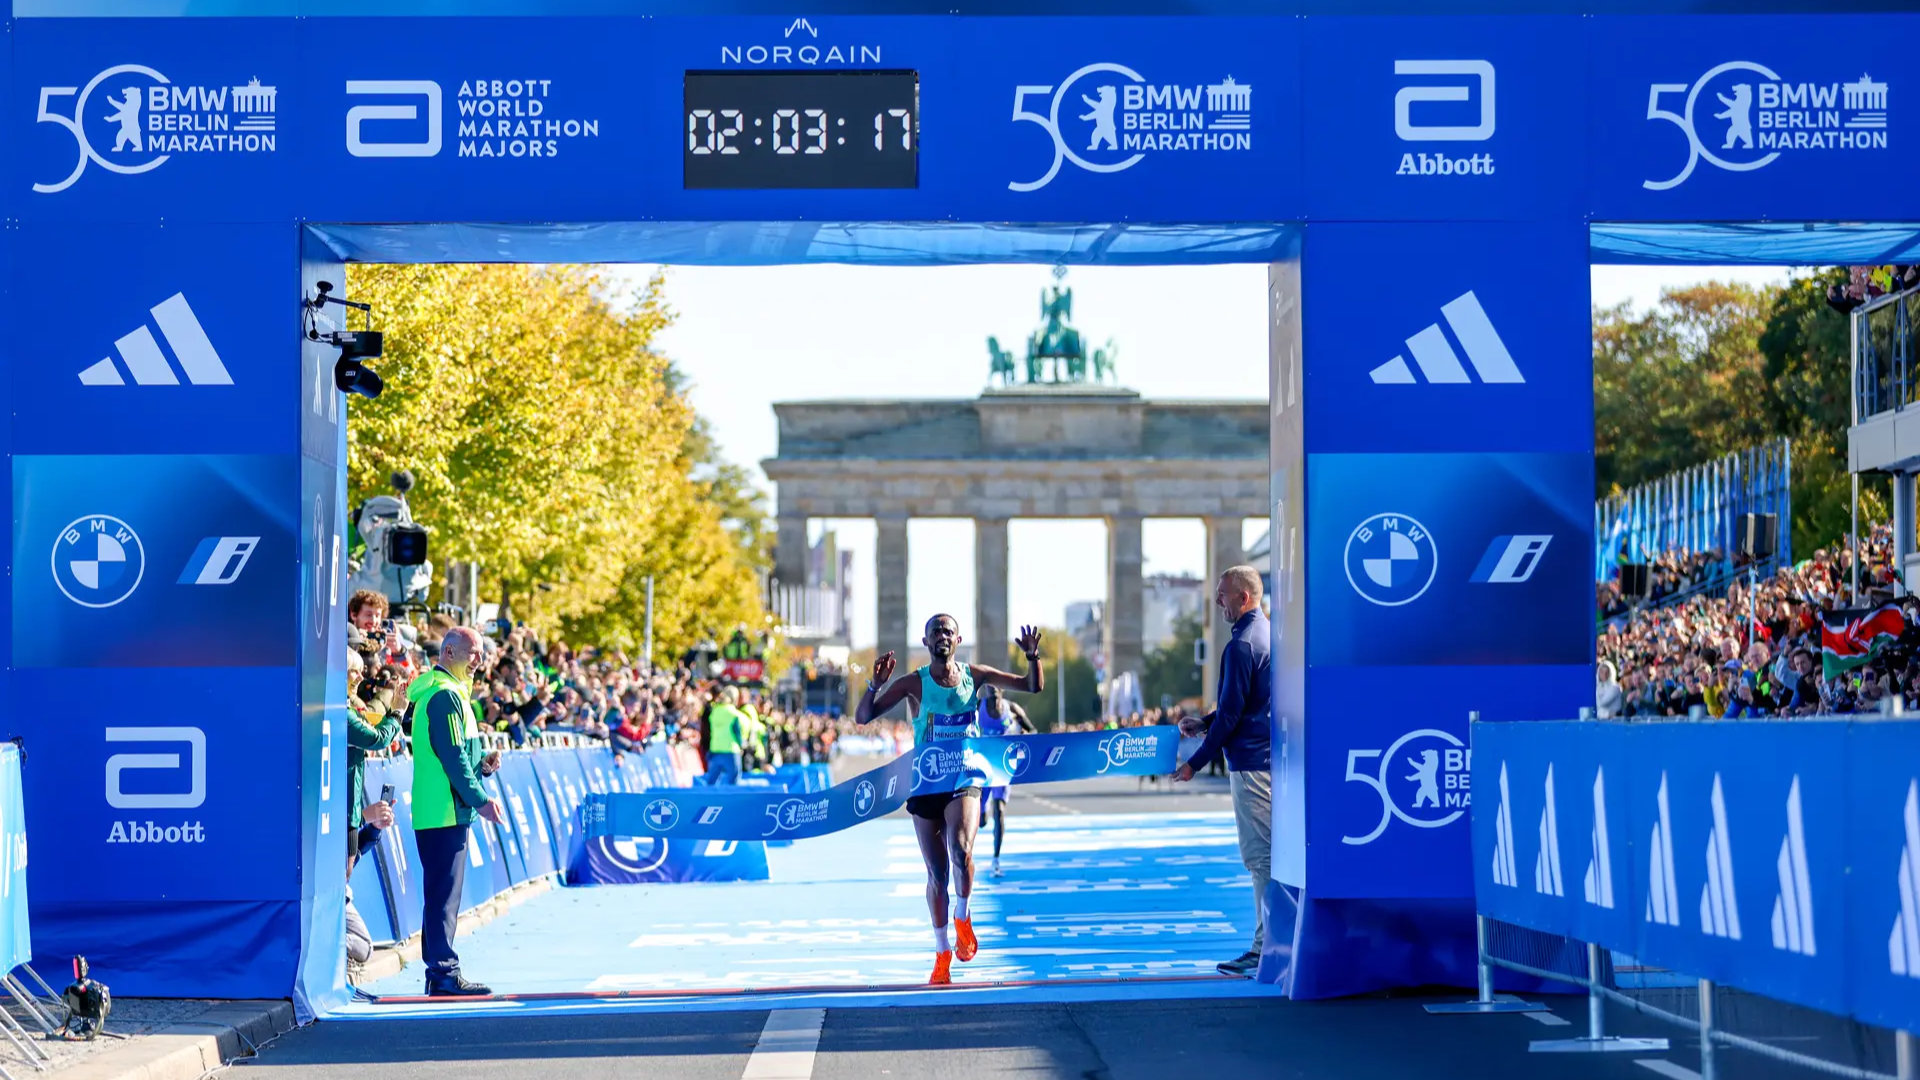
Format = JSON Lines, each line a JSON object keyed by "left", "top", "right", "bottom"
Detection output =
{"left": 1175, "top": 565, "right": 1273, "bottom": 977}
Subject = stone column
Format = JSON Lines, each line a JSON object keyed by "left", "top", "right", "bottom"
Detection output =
{"left": 974, "top": 517, "right": 1009, "bottom": 669}
{"left": 1203, "top": 516, "right": 1247, "bottom": 709}
{"left": 774, "top": 512, "right": 809, "bottom": 587}
{"left": 875, "top": 515, "right": 910, "bottom": 664}
{"left": 1105, "top": 514, "right": 1145, "bottom": 694}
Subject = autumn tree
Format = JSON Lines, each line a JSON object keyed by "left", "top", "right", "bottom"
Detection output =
{"left": 344, "top": 263, "right": 767, "bottom": 663}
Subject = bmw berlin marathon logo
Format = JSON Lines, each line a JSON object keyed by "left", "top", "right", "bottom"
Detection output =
{"left": 54, "top": 516, "right": 145, "bottom": 609}
{"left": 1010, "top": 64, "right": 1253, "bottom": 191}
{"left": 1645, "top": 63, "right": 1889, "bottom": 190}
{"left": 1344, "top": 513, "right": 1437, "bottom": 607}
{"left": 35, "top": 65, "right": 278, "bottom": 194}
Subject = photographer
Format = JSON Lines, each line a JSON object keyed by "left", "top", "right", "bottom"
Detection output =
{"left": 344, "top": 650, "right": 401, "bottom": 970}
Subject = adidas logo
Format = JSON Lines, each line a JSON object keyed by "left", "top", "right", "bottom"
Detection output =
{"left": 1770, "top": 775, "right": 1815, "bottom": 956}
{"left": 1534, "top": 764, "right": 1563, "bottom": 897}
{"left": 1490, "top": 762, "right": 1518, "bottom": 888}
{"left": 1892, "top": 780, "right": 1920, "bottom": 978}
{"left": 79, "top": 293, "right": 233, "bottom": 387}
{"left": 1646, "top": 771, "right": 1680, "bottom": 926}
{"left": 1368, "top": 290, "right": 1524, "bottom": 385}
{"left": 1701, "top": 773, "right": 1742, "bottom": 940}
{"left": 1583, "top": 765, "right": 1615, "bottom": 909}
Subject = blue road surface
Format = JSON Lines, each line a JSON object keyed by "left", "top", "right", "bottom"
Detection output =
{"left": 347, "top": 807, "right": 1272, "bottom": 1018}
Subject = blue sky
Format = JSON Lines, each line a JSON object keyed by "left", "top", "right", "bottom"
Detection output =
{"left": 615, "top": 262, "right": 1793, "bottom": 649}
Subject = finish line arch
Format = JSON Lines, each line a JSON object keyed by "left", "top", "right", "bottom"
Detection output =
{"left": 1, "top": 2, "right": 1915, "bottom": 1020}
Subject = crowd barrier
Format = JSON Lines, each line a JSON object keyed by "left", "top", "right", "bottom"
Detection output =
{"left": 348, "top": 741, "right": 830, "bottom": 949}
{"left": 1464, "top": 716, "right": 1920, "bottom": 1078}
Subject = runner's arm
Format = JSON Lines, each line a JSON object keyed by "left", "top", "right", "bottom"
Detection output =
{"left": 973, "top": 625, "right": 1044, "bottom": 694}
{"left": 855, "top": 651, "right": 915, "bottom": 724}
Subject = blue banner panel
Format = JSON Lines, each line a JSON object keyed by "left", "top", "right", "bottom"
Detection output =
{"left": 1301, "top": 222, "right": 1591, "bottom": 454}
{"left": 496, "top": 754, "right": 558, "bottom": 881}
{"left": 1304, "top": 666, "right": 1589, "bottom": 900}
{"left": 365, "top": 758, "right": 424, "bottom": 944}
{"left": 1586, "top": 16, "right": 1920, "bottom": 222}
{"left": 533, "top": 750, "right": 591, "bottom": 864}
{"left": 1470, "top": 721, "right": 1638, "bottom": 956}
{"left": 1306, "top": 453, "right": 1591, "bottom": 668}
{"left": 1844, "top": 721, "right": 1920, "bottom": 1034}
{"left": 569, "top": 835, "right": 770, "bottom": 885}
{"left": 7, "top": 18, "right": 301, "bottom": 222}
{"left": 10, "top": 223, "right": 300, "bottom": 455}
{"left": 347, "top": 844, "right": 395, "bottom": 948}
{"left": 0, "top": 746, "right": 31, "bottom": 972}
{"left": 13, "top": 455, "right": 298, "bottom": 668}
{"left": 588, "top": 729, "right": 1180, "bottom": 842}
{"left": 1301, "top": 17, "right": 1584, "bottom": 221}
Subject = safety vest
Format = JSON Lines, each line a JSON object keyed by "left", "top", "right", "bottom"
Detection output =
{"left": 708, "top": 704, "right": 744, "bottom": 753}
{"left": 408, "top": 667, "right": 481, "bottom": 829}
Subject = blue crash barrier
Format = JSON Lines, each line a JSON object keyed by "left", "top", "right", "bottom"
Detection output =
{"left": 1471, "top": 718, "right": 1920, "bottom": 1036}
{"left": 353, "top": 742, "right": 739, "bottom": 953}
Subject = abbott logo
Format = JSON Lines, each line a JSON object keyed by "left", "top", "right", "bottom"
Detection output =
{"left": 105, "top": 726, "right": 205, "bottom": 810}
{"left": 79, "top": 293, "right": 233, "bottom": 387}
{"left": 346, "top": 80, "right": 442, "bottom": 158}
{"left": 1395, "top": 60, "right": 1495, "bottom": 141}
{"left": 1369, "top": 291, "right": 1522, "bottom": 386}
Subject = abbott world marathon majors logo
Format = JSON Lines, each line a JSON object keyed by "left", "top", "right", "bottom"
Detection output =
{"left": 347, "top": 78, "right": 602, "bottom": 160}
{"left": 1645, "top": 63, "right": 1889, "bottom": 190}
{"left": 1010, "top": 63, "right": 1254, "bottom": 192}
{"left": 1343, "top": 728, "right": 1470, "bottom": 846}
{"left": 35, "top": 65, "right": 277, "bottom": 194}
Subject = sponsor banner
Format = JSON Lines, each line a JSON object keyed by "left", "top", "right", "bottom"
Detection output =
{"left": 569, "top": 834, "right": 770, "bottom": 885}
{"left": 585, "top": 728, "right": 1180, "bottom": 842}
{"left": 9, "top": 223, "right": 300, "bottom": 455}
{"left": 1301, "top": 221, "right": 1591, "bottom": 455}
{"left": 1843, "top": 720, "right": 1920, "bottom": 1034}
{"left": 13, "top": 455, "right": 298, "bottom": 668}
{"left": 1306, "top": 452, "right": 1591, "bottom": 668}
{"left": 13, "top": 665, "right": 301, "bottom": 905}
{"left": 10, "top": 17, "right": 301, "bottom": 222}
{"left": 1301, "top": 16, "right": 1585, "bottom": 221}
{"left": 1477, "top": 720, "right": 1859, "bottom": 1026}
{"left": 1587, "top": 16, "right": 1920, "bottom": 221}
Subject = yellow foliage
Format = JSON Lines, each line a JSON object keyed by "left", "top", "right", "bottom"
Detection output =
{"left": 345, "top": 263, "right": 766, "bottom": 665}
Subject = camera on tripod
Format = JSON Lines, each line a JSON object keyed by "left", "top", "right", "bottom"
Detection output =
{"left": 348, "top": 470, "right": 433, "bottom": 607}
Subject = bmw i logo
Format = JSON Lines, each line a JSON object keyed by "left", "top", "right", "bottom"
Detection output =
{"left": 1343, "top": 513, "right": 1437, "bottom": 607}
{"left": 52, "top": 514, "right": 145, "bottom": 609}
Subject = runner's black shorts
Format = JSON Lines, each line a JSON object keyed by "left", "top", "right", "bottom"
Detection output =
{"left": 907, "top": 787, "right": 981, "bottom": 821}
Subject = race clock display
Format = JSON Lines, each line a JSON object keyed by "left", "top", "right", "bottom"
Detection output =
{"left": 683, "top": 71, "right": 919, "bottom": 190}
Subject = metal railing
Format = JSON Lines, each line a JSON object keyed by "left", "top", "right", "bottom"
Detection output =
{"left": 1856, "top": 286, "right": 1920, "bottom": 424}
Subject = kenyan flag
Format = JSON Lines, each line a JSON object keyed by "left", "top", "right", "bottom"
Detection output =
{"left": 1820, "top": 604, "right": 1906, "bottom": 678}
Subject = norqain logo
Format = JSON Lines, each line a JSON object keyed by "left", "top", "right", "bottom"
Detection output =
{"left": 719, "top": 19, "right": 882, "bottom": 66}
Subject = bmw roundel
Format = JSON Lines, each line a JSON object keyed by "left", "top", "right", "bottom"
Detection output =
{"left": 642, "top": 798, "right": 680, "bottom": 832}
{"left": 1343, "top": 512, "right": 1437, "bottom": 607}
{"left": 52, "top": 514, "right": 145, "bottom": 608}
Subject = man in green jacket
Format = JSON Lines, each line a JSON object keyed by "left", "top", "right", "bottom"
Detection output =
{"left": 700, "top": 687, "right": 746, "bottom": 785}
{"left": 407, "top": 626, "right": 505, "bottom": 997}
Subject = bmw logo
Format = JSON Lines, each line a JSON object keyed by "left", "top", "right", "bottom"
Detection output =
{"left": 1343, "top": 512, "right": 1437, "bottom": 607}
{"left": 853, "top": 780, "right": 877, "bottom": 818}
{"left": 643, "top": 798, "right": 680, "bottom": 831}
{"left": 600, "top": 835, "right": 669, "bottom": 875}
{"left": 1003, "top": 742, "right": 1031, "bottom": 778}
{"left": 52, "top": 514, "right": 145, "bottom": 609}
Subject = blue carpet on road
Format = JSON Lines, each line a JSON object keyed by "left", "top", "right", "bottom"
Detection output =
{"left": 337, "top": 810, "right": 1280, "bottom": 1018}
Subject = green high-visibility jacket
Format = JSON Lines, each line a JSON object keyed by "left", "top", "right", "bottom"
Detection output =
{"left": 707, "top": 703, "right": 746, "bottom": 754}
{"left": 408, "top": 667, "right": 489, "bottom": 830}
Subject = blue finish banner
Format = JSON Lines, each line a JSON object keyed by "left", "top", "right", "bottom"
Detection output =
{"left": 1472, "top": 719, "right": 1920, "bottom": 1033}
{"left": 586, "top": 729, "right": 1180, "bottom": 842}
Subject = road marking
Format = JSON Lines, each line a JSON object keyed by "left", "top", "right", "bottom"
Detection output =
{"left": 1634, "top": 1060, "right": 1702, "bottom": 1080}
{"left": 743, "top": 1008, "right": 825, "bottom": 1080}
{"left": 1031, "top": 795, "right": 1082, "bottom": 815}
{"left": 1525, "top": 1011, "right": 1571, "bottom": 1026}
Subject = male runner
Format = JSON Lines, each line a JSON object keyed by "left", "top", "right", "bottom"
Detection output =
{"left": 856, "top": 615, "right": 1043, "bottom": 985}
{"left": 975, "top": 685, "right": 1033, "bottom": 878}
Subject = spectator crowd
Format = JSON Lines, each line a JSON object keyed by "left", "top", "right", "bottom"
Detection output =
{"left": 1596, "top": 524, "right": 1920, "bottom": 718}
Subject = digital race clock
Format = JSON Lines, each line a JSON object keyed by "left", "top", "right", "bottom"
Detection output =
{"left": 683, "top": 71, "right": 919, "bottom": 190}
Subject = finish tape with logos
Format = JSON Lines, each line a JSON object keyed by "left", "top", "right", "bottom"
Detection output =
{"left": 584, "top": 728, "right": 1180, "bottom": 842}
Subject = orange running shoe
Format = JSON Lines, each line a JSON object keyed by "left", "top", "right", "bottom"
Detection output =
{"left": 955, "top": 918, "right": 978, "bottom": 962}
{"left": 930, "top": 950, "right": 953, "bottom": 984}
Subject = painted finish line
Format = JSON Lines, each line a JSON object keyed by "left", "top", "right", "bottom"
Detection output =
{"left": 583, "top": 728, "right": 1180, "bottom": 841}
